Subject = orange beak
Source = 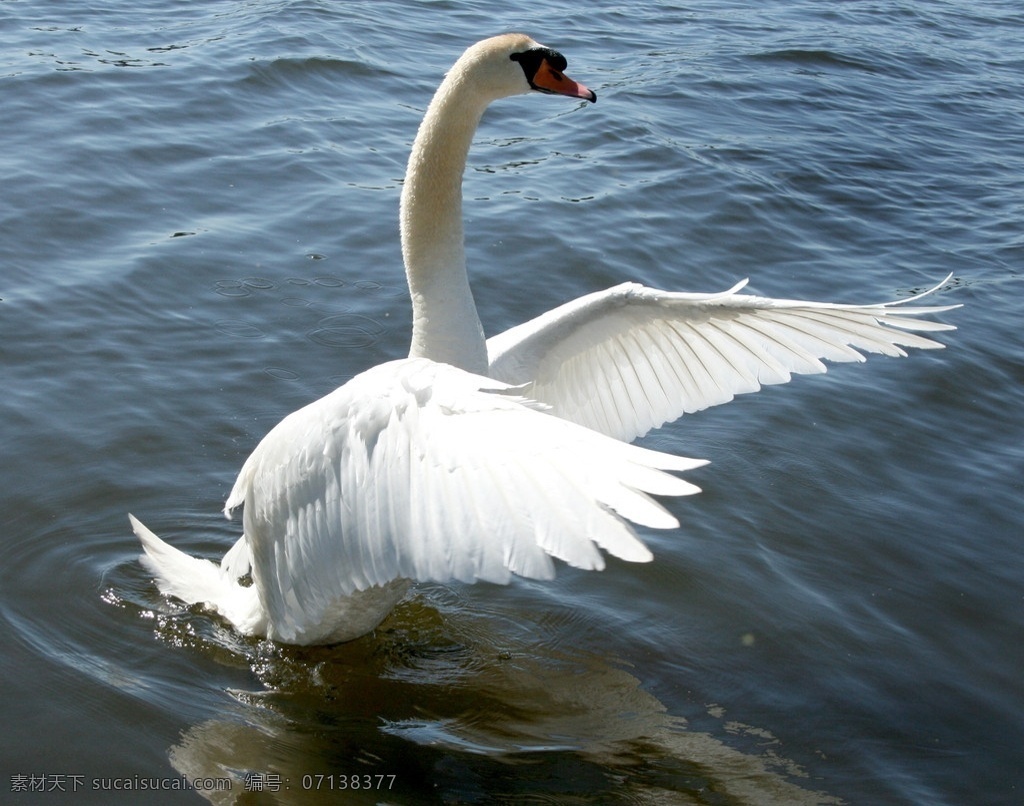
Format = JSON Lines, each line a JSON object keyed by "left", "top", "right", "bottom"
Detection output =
{"left": 531, "top": 57, "right": 597, "bottom": 103}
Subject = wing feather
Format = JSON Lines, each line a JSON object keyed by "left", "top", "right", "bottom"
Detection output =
{"left": 488, "top": 277, "right": 959, "bottom": 441}
{"left": 224, "top": 359, "right": 705, "bottom": 642}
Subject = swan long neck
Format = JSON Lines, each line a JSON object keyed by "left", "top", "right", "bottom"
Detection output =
{"left": 400, "top": 63, "right": 494, "bottom": 375}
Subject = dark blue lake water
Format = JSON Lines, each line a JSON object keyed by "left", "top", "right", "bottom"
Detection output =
{"left": 2, "top": 1, "right": 1021, "bottom": 803}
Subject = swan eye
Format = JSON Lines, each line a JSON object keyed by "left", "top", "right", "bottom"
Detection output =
{"left": 510, "top": 47, "right": 567, "bottom": 85}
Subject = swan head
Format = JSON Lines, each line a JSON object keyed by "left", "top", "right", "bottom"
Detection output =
{"left": 455, "top": 34, "right": 596, "bottom": 104}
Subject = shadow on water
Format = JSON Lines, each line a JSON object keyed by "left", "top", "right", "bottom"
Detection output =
{"left": 101, "top": 572, "right": 841, "bottom": 804}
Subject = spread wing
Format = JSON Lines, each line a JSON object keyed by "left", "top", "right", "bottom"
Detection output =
{"left": 487, "top": 277, "right": 959, "bottom": 442}
{"left": 224, "top": 358, "right": 705, "bottom": 643}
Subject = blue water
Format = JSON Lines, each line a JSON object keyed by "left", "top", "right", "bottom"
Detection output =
{"left": 2, "top": 1, "right": 1021, "bottom": 803}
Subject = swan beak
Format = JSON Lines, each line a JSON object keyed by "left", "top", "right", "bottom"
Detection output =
{"left": 532, "top": 58, "right": 597, "bottom": 103}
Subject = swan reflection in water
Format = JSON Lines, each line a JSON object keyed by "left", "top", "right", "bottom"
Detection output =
{"left": 159, "top": 587, "right": 841, "bottom": 805}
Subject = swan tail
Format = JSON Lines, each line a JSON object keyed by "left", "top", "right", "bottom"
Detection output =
{"left": 129, "top": 514, "right": 264, "bottom": 636}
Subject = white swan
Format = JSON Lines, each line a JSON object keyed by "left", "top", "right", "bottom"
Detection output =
{"left": 131, "top": 34, "right": 958, "bottom": 645}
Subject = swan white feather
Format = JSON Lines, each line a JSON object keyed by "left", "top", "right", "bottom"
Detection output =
{"left": 131, "top": 34, "right": 957, "bottom": 645}
{"left": 488, "top": 277, "right": 957, "bottom": 441}
{"left": 219, "top": 359, "right": 703, "bottom": 644}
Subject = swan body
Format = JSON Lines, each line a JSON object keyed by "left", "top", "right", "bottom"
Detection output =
{"left": 132, "top": 34, "right": 958, "bottom": 645}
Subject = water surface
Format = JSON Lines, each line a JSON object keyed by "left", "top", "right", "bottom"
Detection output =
{"left": 2, "top": 1, "right": 1021, "bottom": 803}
